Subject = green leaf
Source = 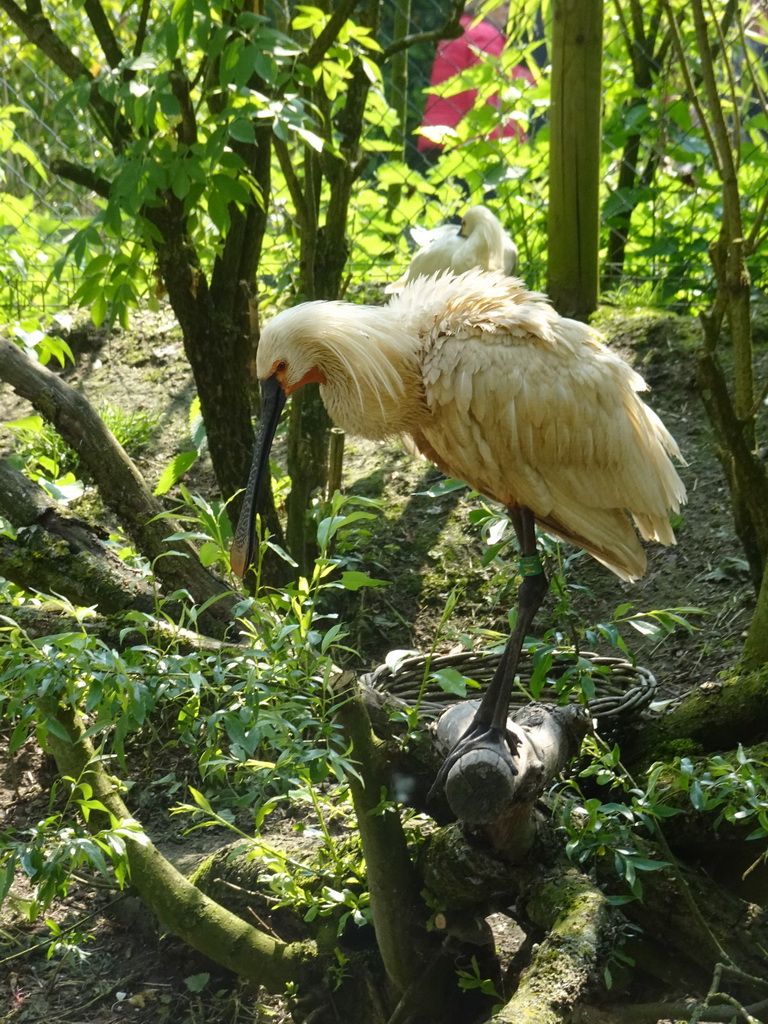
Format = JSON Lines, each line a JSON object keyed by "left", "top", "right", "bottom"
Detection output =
{"left": 154, "top": 450, "right": 198, "bottom": 495}
{"left": 338, "top": 571, "right": 387, "bottom": 591}
{"left": 184, "top": 972, "right": 210, "bottom": 993}
{"left": 414, "top": 477, "right": 467, "bottom": 497}
{"left": 229, "top": 118, "right": 256, "bottom": 144}
{"left": 198, "top": 542, "right": 220, "bottom": 567}
{"left": 42, "top": 716, "right": 74, "bottom": 742}
{"left": 431, "top": 667, "right": 469, "bottom": 696}
{"left": 187, "top": 787, "right": 214, "bottom": 814}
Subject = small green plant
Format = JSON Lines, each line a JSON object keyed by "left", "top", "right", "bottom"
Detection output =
{"left": 100, "top": 402, "right": 159, "bottom": 455}
{"left": 4, "top": 402, "right": 159, "bottom": 505}
{"left": 456, "top": 955, "right": 502, "bottom": 1004}
{"left": 558, "top": 737, "right": 676, "bottom": 901}
{"left": 0, "top": 491, "right": 389, "bottom": 930}
{"left": 0, "top": 772, "right": 144, "bottom": 921}
{"left": 154, "top": 396, "right": 207, "bottom": 496}
{"left": 658, "top": 748, "right": 768, "bottom": 857}
{"left": 45, "top": 919, "right": 95, "bottom": 964}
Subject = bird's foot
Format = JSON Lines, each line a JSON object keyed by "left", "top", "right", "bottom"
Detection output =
{"left": 428, "top": 722, "right": 520, "bottom": 818}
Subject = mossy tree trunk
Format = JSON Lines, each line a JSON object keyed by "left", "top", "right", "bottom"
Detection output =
{"left": 666, "top": 0, "right": 768, "bottom": 631}
{"left": 547, "top": 0, "right": 604, "bottom": 319}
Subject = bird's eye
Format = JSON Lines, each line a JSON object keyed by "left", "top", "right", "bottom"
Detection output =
{"left": 277, "top": 361, "right": 287, "bottom": 372}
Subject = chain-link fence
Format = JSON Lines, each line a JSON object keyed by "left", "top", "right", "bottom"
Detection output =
{"left": 1, "top": 1, "right": 766, "bottom": 319}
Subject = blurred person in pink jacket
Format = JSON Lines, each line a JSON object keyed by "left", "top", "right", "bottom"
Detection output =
{"left": 418, "top": 2, "right": 535, "bottom": 155}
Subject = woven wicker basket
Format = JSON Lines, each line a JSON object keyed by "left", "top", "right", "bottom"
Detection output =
{"left": 361, "top": 647, "right": 657, "bottom": 731}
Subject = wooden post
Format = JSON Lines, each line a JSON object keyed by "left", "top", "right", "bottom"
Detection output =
{"left": 547, "top": 0, "right": 604, "bottom": 320}
{"left": 326, "top": 426, "right": 345, "bottom": 499}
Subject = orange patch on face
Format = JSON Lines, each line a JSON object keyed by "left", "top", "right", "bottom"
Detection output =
{"left": 268, "top": 360, "right": 326, "bottom": 394}
{"left": 285, "top": 365, "right": 327, "bottom": 394}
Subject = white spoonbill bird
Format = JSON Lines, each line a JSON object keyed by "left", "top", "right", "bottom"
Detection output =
{"left": 231, "top": 269, "right": 686, "bottom": 801}
{"left": 385, "top": 205, "right": 519, "bottom": 293}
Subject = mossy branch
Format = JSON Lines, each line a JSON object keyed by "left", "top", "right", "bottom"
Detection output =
{"left": 0, "top": 335, "right": 236, "bottom": 634}
{"left": 490, "top": 868, "right": 613, "bottom": 1024}
{"left": 45, "top": 703, "right": 321, "bottom": 991}
{"left": 627, "top": 666, "right": 768, "bottom": 764}
{"left": 333, "top": 673, "right": 426, "bottom": 994}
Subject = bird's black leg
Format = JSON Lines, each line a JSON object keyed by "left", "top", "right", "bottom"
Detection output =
{"left": 429, "top": 506, "right": 548, "bottom": 806}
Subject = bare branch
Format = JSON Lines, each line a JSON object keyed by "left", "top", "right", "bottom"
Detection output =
{"left": 383, "top": 0, "right": 465, "bottom": 61}
{"left": 746, "top": 192, "right": 768, "bottom": 253}
{"left": 663, "top": 0, "right": 722, "bottom": 177}
{"left": 50, "top": 158, "right": 112, "bottom": 198}
{"left": 304, "top": 0, "right": 361, "bottom": 69}
{"left": 84, "top": 0, "right": 124, "bottom": 69}
{"left": 273, "top": 134, "right": 311, "bottom": 232}
{"left": 134, "top": 0, "right": 151, "bottom": 56}
{"left": 0, "top": 0, "right": 131, "bottom": 149}
{"left": 705, "top": 0, "right": 741, "bottom": 168}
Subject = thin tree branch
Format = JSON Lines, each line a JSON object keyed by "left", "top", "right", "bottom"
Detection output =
{"left": 744, "top": 180, "right": 768, "bottom": 253}
{"left": 663, "top": 1, "right": 722, "bottom": 177}
{"left": 0, "top": 0, "right": 131, "bottom": 149}
{"left": 273, "top": 134, "right": 311, "bottom": 232}
{"left": 84, "top": 0, "right": 124, "bottom": 69}
{"left": 134, "top": 0, "right": 151, "bottom": 56}
{"left": 50, "top": 158, "right": 112, "bottom": 198}
{"left": 382, "top": 0, "right": 465, "bottom": 62}
{"left": 705, "top": 0, "right": 741, "bottom": 169}
{"left": 304, "top": 0, "right": 361, "bottom": 69}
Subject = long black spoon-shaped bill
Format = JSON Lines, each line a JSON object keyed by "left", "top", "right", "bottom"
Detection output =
{"left": 230, "top": 375, "right": 287, "bottom": 577}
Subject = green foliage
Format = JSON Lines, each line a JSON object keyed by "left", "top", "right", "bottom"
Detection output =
{"left": 4, "top": 402, "right": 159, "bottom": 505}
{"left": 559, "top": 738, "right": 676, "bottom": 901}
{"left": 154, "top": 396, "right": 205, "bottom": 496}
{"left": 4, "top": 0, "right": 764, "bottom": 336}
{"left": 456, "top": 955, "right": 502, "bottom": 1003}
{"left": 660, "top": 747, "right": 768, "bottom": 849}
{"left": 0, "top": 770, "right": 146, "bottom": 922}
{"left": 560, "top": 740, "right": 768, "bottom": 901}
{"left": 0, "top": 493, "right": 387, "bottom": 926}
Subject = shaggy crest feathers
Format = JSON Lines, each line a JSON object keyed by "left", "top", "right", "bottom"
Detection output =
{"left": 257, "top": 299, "right": 422, "bottom": 432}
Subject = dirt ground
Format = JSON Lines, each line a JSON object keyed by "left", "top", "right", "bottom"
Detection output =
{"left": 0, "top": 298, "right": 763, "bottom": 1022}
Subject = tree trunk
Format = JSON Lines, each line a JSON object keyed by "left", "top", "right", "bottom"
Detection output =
{"left": 547, "top": 0, "right": 604, "bottom": 319}
{"left": 148, "top": 197, "right": 285, "bottom": 553}
{"left": 742, "top": 566, "right": 768, "bottom": 669}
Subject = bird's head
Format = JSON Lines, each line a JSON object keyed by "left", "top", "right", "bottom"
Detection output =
{"left": 230, "top": 303, "right": 331, "bottom": 578}
{"left": 460, "top": 205, "right": 496, "bottom": 238}
{"left": 256, "top": 303, "right": 331, "bottom": 396}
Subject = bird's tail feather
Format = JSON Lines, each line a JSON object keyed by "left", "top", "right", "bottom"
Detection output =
{"left": 536, "top": 506, "right": 649, "bottom": 582}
